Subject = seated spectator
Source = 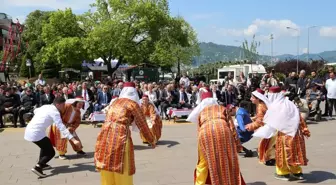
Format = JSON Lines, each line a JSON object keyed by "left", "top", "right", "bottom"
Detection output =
{"left": 19, "top": 88, "right": 37, "bottom": 126}
{"left": 0, "top": 88, "right": 20, "bottom": 128}
{"left": 94, "top": 85, "right": 112, "bottom": 112}
{"left": 62, "top": 87, "right": 73, "bottom": 100}
{"left": 221, "top": 84, "right": 237, "bottom": 106}
{"left": 305, "top": 84, "right": 322, "bottom": 112}
{"left": 40, "top": 86, "right": 55, "bottom": 106}
{"left": 177, "top": 86, "right": 192, "bottom": 109}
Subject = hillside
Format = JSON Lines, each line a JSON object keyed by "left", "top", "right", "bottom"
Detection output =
{"left": 193, "top": 42, "right": 336, "bottom": 66}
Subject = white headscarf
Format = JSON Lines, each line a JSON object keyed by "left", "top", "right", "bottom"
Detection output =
{"left": 118, "top": 84, "right": 141, "bottom": 132}
{"left": 65, "top": 98, "right": 90, "bottom": 120}
{"left": 253, "top": 89, "right": 300, "bottom": 138}
{"left": 251, "top": 89, "right": 270, "bottom": 107}
{"left": 196, "top": 87, "right": 209, "bottom": 105}
{"left": 186, "top": 98, "right": 218, "bottom": 124}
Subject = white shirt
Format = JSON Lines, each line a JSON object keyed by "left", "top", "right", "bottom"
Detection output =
{"left": 145, "top": 91, "right": 157, "bottom": 102}
{"left": 24, "top": 105, "right": 73, "bottom": 142}
{"left": 82, "top": 89, "right": 89, "bottom": 100}
{"left": 326, "top": 78, "right": 336, "bottom": 99}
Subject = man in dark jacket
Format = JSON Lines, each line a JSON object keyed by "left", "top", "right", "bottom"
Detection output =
{"left": 0, "top": 88, "right": 21, "bottom": 128}
{"left": 19, "top": 88, "right": 37, "bottom": 127}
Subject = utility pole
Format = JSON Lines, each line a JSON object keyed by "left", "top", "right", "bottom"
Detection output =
{"left": 270, "top": 34, "right": 274, "bottom": 65}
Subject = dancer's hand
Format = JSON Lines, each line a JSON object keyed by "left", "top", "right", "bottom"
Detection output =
{"left": 71, "top": 138, "right": 82, "bottom": 149}
{"left": 151, "top": 143, "right": 156, "bottom": 149}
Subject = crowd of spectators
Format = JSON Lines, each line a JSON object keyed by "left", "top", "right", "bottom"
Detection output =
{"left": 0, "top": 66, "right": 335, "bottom": 128}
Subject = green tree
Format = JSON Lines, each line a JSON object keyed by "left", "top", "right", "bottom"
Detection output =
{"left": 81, "top": 0, "right": 193, "bottom": 77}
{"left": 150, "top": 17, "right": 200, "bottom": 76}
{"left": 22, "top": 10, "right": 52, "bottom": 73}
{"left": 41, "top": 9, "right": 87, "bottom": 69}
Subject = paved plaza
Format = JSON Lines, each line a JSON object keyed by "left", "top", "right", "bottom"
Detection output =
{"left": 0, "top": 119, "right": 335, "bottom": 185}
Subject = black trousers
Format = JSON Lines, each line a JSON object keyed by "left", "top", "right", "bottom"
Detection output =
{"left": 0, "top": 108, "right": 18, "bottom": 126}
{"left": 18, "top": 108, "right": 33, "bottom": 126}
{"left": 327, "top": 98, "right": 336, "bottom": 117}
{"left": 33, "top": 137, "right": 55, "bottom": 166}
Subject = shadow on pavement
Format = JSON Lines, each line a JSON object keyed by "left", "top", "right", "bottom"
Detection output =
{"left": 46, "top": 162, "right": 96, "bottom": 177}
{"left": 134, "top": 140, "right": 180, "bottom": 150}
{"left": 0, "top": 128, "right": 3, "bottom": 133}
{"left": 156, "top": 140, "right": 180, "bottom": 148}
{"left": 65, "top": 152, "right": 95, "bottom": 160}
{"left": 299, "top": 171, "right": 336, "bottom": 183}
{"left": 247, "top": 182, "right": 267, "bottom": 185}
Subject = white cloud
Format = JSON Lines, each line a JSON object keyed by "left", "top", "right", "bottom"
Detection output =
{"left": 244, "top": 24, "right": 258, "bottom": 36}
{"left": 213, "top": 19, "right": 301, "bottom": 38}
{"left": 7, "top": 0, "right": 93, "bottom": 10}
{"left": 319, "top": 26, "right": 336, "bottom": 37}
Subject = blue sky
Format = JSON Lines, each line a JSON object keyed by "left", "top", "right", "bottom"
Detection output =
{"left": 1, "top": 0, "right": 336, "bottom": 55}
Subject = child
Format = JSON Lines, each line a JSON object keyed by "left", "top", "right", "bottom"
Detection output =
{"left": 230, "top": 101, "right": 254, "bottom": 157}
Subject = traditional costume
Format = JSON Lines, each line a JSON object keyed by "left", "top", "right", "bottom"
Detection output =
{"left": 140, "top": 95, "right": 162, "bottom": 144}
{"left": 187, "top": 92, "right": 246, "bottom": 185}
{"left": 246, "top": 89, "right": 276, "bottom": 165}
{"left": 253, "top": 86, "right": 310, "bottom": 181}
{"left": 94, "top": 82, "right": 155, "bottom": 185}
{"left": 49, "top": 97, "right": 89, "bottom": 159}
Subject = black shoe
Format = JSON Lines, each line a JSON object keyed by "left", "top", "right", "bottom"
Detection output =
{"left": 19, "top": 124, "right": 26, "bottom": 128}
{"left": 0, "top": 124, "right": 4, "bottom": 128}
{"left": 13, "top": 124, "right": 17, "bottom": 128}
{"left": 244, "top": 150, "right": 254, "bottom": 157}
{"left": 292, "top": 173, "right": 304, "bottom": 180}
{"left": 143, "top": 142, "right": 149, "bottom": 144}
{"left": 31, "top": 166, "right": 47, "bottom": 178}
{"left": 40, "top": 164, "right": 53, "bottom": 170}
{"left": 274, "top": 174, "right": 290, "bottom": 181}
{"left": 77, "top": 151, "right": 87, "bottom": 155}
{"left": 265, "top": 159, "right": 276, "bottom": 166}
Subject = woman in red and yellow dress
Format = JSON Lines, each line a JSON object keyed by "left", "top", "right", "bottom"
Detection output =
{"left": 187, "top": 92, "right": 246, "bottom": 185}
{"left": 49, "top": 97, "right": 88, "bottom": 159}
{"left": 140, "top": 94, "right": 162, "bottom": 144}
{"left": 245, "top": 88, "right": 276, "bottom": 166}
{"left": 253, "top": 86, "right": 310, "bottom": 181}
{"left": 94, "top": 82, "right": 155, "bottom": 185}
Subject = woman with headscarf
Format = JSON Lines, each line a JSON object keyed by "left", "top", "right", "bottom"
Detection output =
{"left": 187, "top": 92, "right": 246, "bottom": 185}
{"left": 49, "top": 96, "right": 89, "bottom": 160}
{"left": 245, "top": 88, "right": 276, "bottom": 166}
{"left": 94, "top": 82, "right": 155, "bottom": 185}
{"left": 253, "top": 86, "right": 310, "bottom": 181}
{"left": 139, "top": 94, "right": 162, "bottom": 145}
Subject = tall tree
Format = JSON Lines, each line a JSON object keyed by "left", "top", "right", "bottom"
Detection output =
{"left": 41, "top": 8, "right": 87, "bottom": 69}
{"left": 150, "top": 17, "right": 200, "bottom": 76}
{"left": 81, "top": 0, "right": 193, "bottom": 77}
{"left": 22, "top": 10, "right": 52, "bottom": 73}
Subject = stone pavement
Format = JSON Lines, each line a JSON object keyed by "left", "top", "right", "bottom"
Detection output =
{"left": 0, "top": 119, "right": 335, "bottom": 185}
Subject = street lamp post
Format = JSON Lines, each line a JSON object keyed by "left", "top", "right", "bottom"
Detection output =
{"left": 26, "top": 59, "right": 31, "bottom": 79}
{"left": 307, "top": 26, "right": 317, "bottom": 62}
{"left": 270, "top": 34, "right": 274, "bottom": 65}
{"left": 286, "top": 27, "right": 300, "bottom": 74}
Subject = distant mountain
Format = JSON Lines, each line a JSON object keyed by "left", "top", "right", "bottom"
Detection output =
{"left": 193, "top": 42, "right": 336, "bottom": 66}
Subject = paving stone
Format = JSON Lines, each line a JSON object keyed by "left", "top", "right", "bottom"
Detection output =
{"left": 0, "top": 118, "right": 335, "bottom": 185}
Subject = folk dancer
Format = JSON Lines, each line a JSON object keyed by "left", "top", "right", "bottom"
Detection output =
{"left": 24, "top": 97, "right": 81, "bottom": 178}
{"left": 140, "top": 94, "right": 162, "bottom": 145}
{"left": 49, "top": 96, "right": 89, "bottom": 160}
{"left": 253, "top": 86, "right": 310, "bottom": 181}
{"left": 187, "top": 92, "right": 246, "bottom": 185}
{"left": 245, "top": 88, "right": 276, "bottom": 166}
{"left": 94, "top": 82, "right": 155, "bottom": 185}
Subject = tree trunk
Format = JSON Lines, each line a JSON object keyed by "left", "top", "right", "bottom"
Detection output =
{"left": 177, "top": 58, "right": 181, "bottom": 77}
